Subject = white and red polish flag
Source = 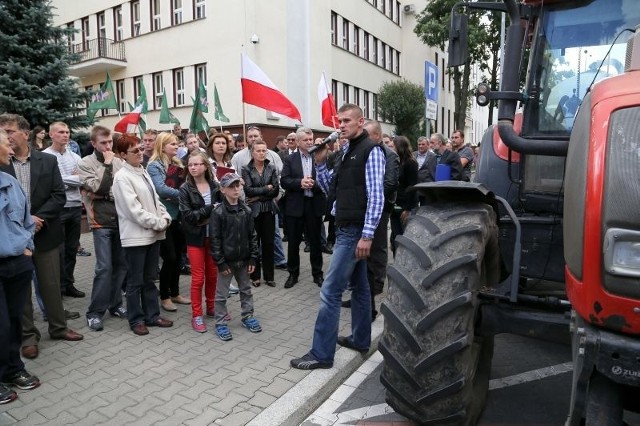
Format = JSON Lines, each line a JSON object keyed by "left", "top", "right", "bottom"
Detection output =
{"left": 240, "top": 53, "right": 302, "bottom": 122}
{"left": 114, "top": 103, "right": 143, "bottom": 134}
{"left": 317, "top": 72, "right": 339, "bottom": 128}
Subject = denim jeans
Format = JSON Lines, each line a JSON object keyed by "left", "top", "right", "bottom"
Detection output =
{"left": 311, "top": 225, "right": 371, "bottom": 363}
{"left": 273, "top": 214, "right": 286, "bottom": 266}
{"left": 124, "top": 242, "right": 161, "bottom": 327}
{"left": 87, "top": 228, "right": 126, "bottom": 318}
{"left": 0, "top": 255, "right": 33, "bottom": 379}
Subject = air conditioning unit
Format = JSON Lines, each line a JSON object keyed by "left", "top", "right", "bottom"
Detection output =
{"left": 403, "top": 4, "right": 415, "bottom": 14}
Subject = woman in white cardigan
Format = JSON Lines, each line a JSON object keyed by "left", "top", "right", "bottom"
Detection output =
{"left": 112, "top": 134, "right": 174, "bottom": 336}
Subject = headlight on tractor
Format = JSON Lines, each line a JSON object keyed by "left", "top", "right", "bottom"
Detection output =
{"left": 604, "top": 228, "right": 640, "bottom": 278}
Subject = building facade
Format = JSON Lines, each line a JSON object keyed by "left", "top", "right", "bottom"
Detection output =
{"left": 52, "top": 0, "right": 487, "bottom": 143}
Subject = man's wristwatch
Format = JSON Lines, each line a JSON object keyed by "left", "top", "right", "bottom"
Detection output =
{"left": 361, "top": 236, "right": 373, "bottom": 241}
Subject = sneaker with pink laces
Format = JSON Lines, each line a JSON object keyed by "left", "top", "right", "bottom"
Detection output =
{"left": 192, "top": 316, "right": 206, "bottom": 333}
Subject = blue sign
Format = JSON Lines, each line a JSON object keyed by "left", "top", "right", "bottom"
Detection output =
{"left": 425, "top": 61, "right": 438, "bottom": 103}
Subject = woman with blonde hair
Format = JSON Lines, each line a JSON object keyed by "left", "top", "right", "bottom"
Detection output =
{"left": 147, "top": 132, "right": 191, "bottom": 312}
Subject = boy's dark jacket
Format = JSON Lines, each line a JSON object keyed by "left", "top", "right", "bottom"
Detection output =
{"left": 209, "top": 198, "right": 258, "bottom": 271}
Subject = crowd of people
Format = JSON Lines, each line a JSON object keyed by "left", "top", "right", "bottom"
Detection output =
{"left": 0, "top": 106, "right": 476, "bottom": 403}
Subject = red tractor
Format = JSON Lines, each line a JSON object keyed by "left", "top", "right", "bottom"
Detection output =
{"left": 379, "top": 0, "right": 640, "bottom": 424}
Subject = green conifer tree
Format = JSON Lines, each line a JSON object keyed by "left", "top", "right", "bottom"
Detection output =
{"left": 0, "top": 0, "right": 91, "bottom": 129}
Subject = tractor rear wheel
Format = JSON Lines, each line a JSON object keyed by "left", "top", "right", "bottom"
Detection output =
{"left": 380, "top": 202, "right": 500, "bottom": 425}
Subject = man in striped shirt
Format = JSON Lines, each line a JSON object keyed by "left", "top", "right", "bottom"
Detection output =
{"left": 291, "top": 103, "right": 385, "bottom": 370}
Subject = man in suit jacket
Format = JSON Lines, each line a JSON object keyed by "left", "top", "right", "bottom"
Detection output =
{"left": 0, "top": 114, "right": 83, "bottom": 360}
{"left": 281, "top": 128, "right": 326, "bottom": 288}
{"left": 423, "top": 133, "right": 463, "bottom": 184}
{"left": 278, "top": 132, "right": 297, "bottom": 163}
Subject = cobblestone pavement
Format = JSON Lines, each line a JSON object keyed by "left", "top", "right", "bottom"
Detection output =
{"left": 0, "top": 232, "right": 373, "bottom": 425}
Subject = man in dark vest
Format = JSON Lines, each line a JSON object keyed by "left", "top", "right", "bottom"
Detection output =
{"left": 291, "top": 104, "right": 385, "bottom": 370}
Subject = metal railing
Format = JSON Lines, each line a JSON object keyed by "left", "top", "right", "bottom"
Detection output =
{"left": 70, "top": 37, "right": 126, "bottom": 63}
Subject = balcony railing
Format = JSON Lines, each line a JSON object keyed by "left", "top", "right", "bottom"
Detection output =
{"left": 70, "top": 37, "right": 126, "bottom": 63}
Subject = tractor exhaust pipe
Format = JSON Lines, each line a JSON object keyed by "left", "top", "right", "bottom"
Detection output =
{"left": 497, "top": 0, "right": 569, "bottom": 157}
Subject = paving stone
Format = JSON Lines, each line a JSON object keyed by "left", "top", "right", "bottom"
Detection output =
{"left": 8, "top": 231, "right": 363, "bottom": 425}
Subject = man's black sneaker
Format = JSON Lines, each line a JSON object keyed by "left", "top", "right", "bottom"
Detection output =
{"left": 0, "top": 384, "right": 17, "bottom": 404}
{"left": 3, "top": 370, "right": 40, "bottom": 390}
{"left": 337, "top": 336, "right": 369, "bottom": 354}
{"left": 87, "top": 316, "right": 104, "bottom": 331}
{"left": 290, "top": 353, "right": 333, "bottom": 370}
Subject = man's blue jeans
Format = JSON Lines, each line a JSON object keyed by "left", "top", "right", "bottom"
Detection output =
{"left": 311, "top": 225, "right": 371, "bottom": 363}
{"left": 274, "top": 215, "right": 286, "bottom": 266}
{"left": 86, "top": 227, "right": 126, "bottom": 318}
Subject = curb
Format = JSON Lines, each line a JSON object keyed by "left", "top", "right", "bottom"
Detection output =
{"left": 246, "top": 316, "right": 385, "bottom": 426}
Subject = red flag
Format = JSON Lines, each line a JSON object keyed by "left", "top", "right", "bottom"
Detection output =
{"left": 241, "top": 54, "right": 301, "bottom": 122}
{"left": 114, "top": 104, "right": 143, "bottom": 133}
{"left": 318, "top": 72, "right": 339, "bottom": 128}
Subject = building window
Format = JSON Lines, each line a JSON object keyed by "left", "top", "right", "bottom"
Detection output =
{"left": 373, "top": 93, "right": 378, "bottom": 120}
{"left": 172, "top": 0, "right": 183, "bottom": 26}
{"left": 363, "top": 32, "right": 369, "bottom": 61}
{"left": 194, "top": 0, "right": 205, "bottom": 19}
{"left": 394, "top": 1, "right": 401, "bottom": 24}
{"left": 195, "top": 63, "right": 207, "bottom": 90}
{"left": 379, "top": 40, "right": 385, "bottom": 67}
{"left": 353, "top": 26, "right": 360, "bottom": 56}
{"left": 332, "top": 79, "right": 338, "bottom": 109}
{"left": 116, "top": 79, "right": 127, "bottom": 113}
{"left": 97, "top": 12, "right": 106, "bottom": 39}
{"left": 173, "top": 68, "right": 185, "bottom": 106}
{"left": 151, "top": 0, "right": 161, "bottom": 31}
{"left": 113, "top": 6, "right": 123, "bottom": 40}
{"left": 131, "top": 1, "right": 141, "bottom": 36}
{"left": 371, "top": 37, "right": 377, "bottom": 63}
{"left": 134, "top": 76, "right": 144, "bottom": 101}
{"left": 81, "top": 17, "right": 90, "bottom": 50}
{"left": 354, "top": 87, "right": 360, "bottom": 107}
{"left": 153, "top": 72, "right": 163, "bottom": 109}
{"left": 330, "top": 12, "right": 337, "bottom": 45}
{"left": 395, "top": 51, "right": 401, "bottom": 75}
{"left": 342, "top": 18, "right": 349, "bottom": 50}
{"left": 342, "top": 83, "right": 349, "bottom": 104}
{"left": 66, "top": 22, "right": 75, "bottom": 50}
{"left": 84, "top": 85, "right": 92, "bottom": 109}
{"left": 363, "top": 90, "right": 370, "bottom": 118}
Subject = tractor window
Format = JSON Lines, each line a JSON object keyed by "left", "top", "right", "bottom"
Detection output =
{"left": 528, "top": 0, "right": 640, "bottom": 136}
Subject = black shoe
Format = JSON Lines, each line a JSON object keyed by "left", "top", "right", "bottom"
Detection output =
{"left": 313, "top": 275, "right": 324, "bottom": 287}
{"left": 304, "top": 244, "right": 310, "bottom": 253}
{"left": 282, "top": 235, "right": 288, "bottom": 242}
{"left": 0, "top": 384, "right": 17, "bottom": 405}
{"left": 180, "top": 265, "right": 191, "bottom": 275}
{"left": 321, "top": 245, "right": 333, "bottom": 255}
{"left": 86, "top": 316, "right": 104, "bottom": 332}
{"left": 3, "top": 370, "right": 40, "bottom": 390}
{"left": 65, "top": 310, "right": 80, "bottom": 320}
{"left": 290, "top": 353, "right": 333, "bottom": 370}
{"left": 275, "top": 263, "right": 288, "bottom": 271}
{"left": 64, "top": 286, "right": 85, "bottom": 298}
{"left": 284, "top": 275, "right": 298, "bottom": 289}
{"left": 341, "top": 300, "right": 351, "bottom": 308}
{"left": 77, "top": 248, "right": 92, "bottom": 256}
{"left": 337, "top": 336, "right": 369, "bottom": 354}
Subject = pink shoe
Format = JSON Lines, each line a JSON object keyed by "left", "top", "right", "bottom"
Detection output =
{"left": 192, "top": 316, "right": 206, "bottom": 333}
